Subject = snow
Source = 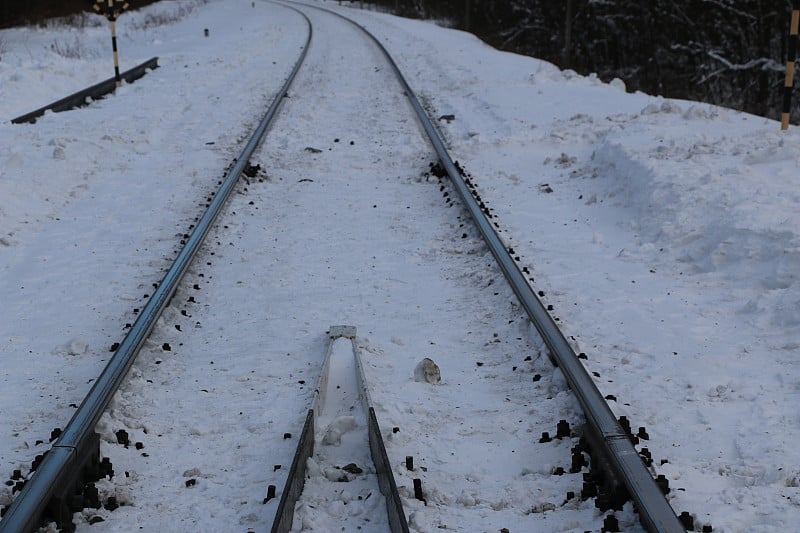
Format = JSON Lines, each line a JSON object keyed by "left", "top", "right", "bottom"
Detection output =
{"left": 292, "top": 335, "right": 389, "bottom": 532}
{"left": 1, "top": 1, "right": 799, "bottom": 532}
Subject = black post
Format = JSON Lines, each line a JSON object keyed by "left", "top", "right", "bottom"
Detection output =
{"left": 94, "top": 0, "right": 128, "bottom": 90}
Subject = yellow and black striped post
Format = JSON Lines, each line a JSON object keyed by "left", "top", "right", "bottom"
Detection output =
{"left": 109, "top": 0, "right": 121, "bottom": 87}
{"left": 94, "top": 0, "right": 130, "bottom": 89}
{"left": 782, "top": 1, "right": 799, "bottom": 130}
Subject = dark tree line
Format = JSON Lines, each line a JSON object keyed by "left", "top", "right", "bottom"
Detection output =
{"left": 0, "top": 1, "right": 160, "bottom": 28}
{"left": 380, "top": 0, "right": 798, "bottom": 122}
{"left": 2, "top": 0, "right": 797, "bottom": 121}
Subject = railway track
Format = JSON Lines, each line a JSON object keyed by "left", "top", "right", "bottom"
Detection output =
{"left": 1, "top": 2, "right": 688, "bottom": 532}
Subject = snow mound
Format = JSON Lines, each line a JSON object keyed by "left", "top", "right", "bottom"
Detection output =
{"left": 591, "top": 125, "right": 800, "bottom": 328}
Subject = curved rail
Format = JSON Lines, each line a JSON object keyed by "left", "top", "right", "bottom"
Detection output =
{"left": 0, "top": 8, "right": 313, "bottom": 533}
{"left": 304, "top": 4, "right": 685, "bottom": 532}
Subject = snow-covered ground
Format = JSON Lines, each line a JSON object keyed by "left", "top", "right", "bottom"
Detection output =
{"left": 1, "top": 1, "right": 799, "bottom": 532}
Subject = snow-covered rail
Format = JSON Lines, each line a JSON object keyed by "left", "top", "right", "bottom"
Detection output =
{"left": 270, "top": 326, "right": 408, "bottom": 533}
{"left": 0, "top": 8, "right": 313, "bottom": 533}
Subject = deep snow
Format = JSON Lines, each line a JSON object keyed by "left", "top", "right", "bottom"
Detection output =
{"left": 1, "top": 1, "right": 798, "bottom": 532}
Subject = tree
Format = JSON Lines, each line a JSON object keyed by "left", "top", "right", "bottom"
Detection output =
{"left": 394, "top": 0, "right": 797, "bottom": 121}
{"left": 0, "top": 0, "right": 161, "bottom": 29}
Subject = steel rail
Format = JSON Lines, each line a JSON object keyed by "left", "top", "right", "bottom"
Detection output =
{"left": 302, "top": 4, "right": 686, "bottom": 532}
{"left": 11, "top": 57, "right": 159, "bottom": 125}
{"left": 353, "top": 331, "right": 410, "bottom": 533}
{"left": 0, "top": 8, "right": 312, "bottom": 533}
{"left": 271, "top": 326, "right": 410, "bottom": 533}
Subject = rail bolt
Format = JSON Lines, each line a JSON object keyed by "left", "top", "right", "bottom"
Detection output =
{"left": 655, "top": 474, "right": 670, "bottom": 494}
{"left": 602, "top": 514, "right": 620, "bottom": 532}
{"left": 100, "top": 457, "right": 114, "bottom": 479}
{"left": 115, "top": 429, "right": 130, "bottom": 446}
{"left": 570, "top": 450, "right": 587, "bottom": 473}
{"left": 31, "top": 453, "right": 47, "bottom": 472}
{"left": 105, "top": 496, "right": 119, "bottom": 511}
{"left": 265, "top": 484, "right": 276, "bottom": 502}
{"left": 84, "top": 482, "right": 101, "bottom": 509}
{"left": 556, "top": 419, "right": 571, "bottom": 439}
